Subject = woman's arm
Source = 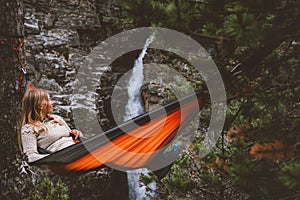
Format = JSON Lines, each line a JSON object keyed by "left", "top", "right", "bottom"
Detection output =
{"left": 21, "top": 124, "right": 49, "bottom": 163}
{"left": 51, "top": 114, "right": 83, "bottom": 139}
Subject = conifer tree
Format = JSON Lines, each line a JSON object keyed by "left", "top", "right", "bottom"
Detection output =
{"left": 124, "top": 0, "right": 300, "bottom": 199}
{"left": 0, "top": 1, "right": 34, "bottom": 199}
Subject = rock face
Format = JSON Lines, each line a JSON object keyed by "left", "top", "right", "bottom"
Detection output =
{"left": 23, "top": 1, "right": 131, "bottom": 199}
{"left": 23, "top": 0, "right": 127, "bottom": 128}
{"left": 142, "top": 83, "right": 170, "bottom": 111}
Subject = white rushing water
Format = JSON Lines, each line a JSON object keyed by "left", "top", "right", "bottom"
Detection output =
{"left": 124, "top": 35, "right": 154, "bottom": 121}
{"left": 124, "top": 35, "right": 156, "bottom": 200}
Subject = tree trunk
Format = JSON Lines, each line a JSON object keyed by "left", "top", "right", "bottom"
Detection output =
{"left": 0, "top": 0, "right": 24, "bottom": 195}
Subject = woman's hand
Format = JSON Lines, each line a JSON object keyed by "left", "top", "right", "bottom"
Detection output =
{"left": 69, "top": 129, "right": 82, "bottom": 140}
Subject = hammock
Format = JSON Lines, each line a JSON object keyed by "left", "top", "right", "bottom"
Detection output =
{"left": 26, "top": 81, "right": 203, "bottom": 176}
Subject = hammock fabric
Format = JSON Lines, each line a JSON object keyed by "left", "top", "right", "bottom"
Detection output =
{"left": 25, "top": 80, "right": 35, "bottom": 91}
{"left": 27, "top": 81, "right": 203, "bottom": 175}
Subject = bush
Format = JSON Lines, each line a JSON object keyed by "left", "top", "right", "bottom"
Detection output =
{"left": 25, "top": 176, "right": 69, "bottom": 200}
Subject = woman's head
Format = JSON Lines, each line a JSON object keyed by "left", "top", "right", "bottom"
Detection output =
{"left": 18, "top": 89, "right": 53, "bottom": 151}
{"left": 21, "top": 89, "right": 53, "bottom": 124}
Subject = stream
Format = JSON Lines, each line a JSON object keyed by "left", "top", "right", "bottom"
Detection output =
{"left": 123, "top": 35, "right": 156, "bottom": 200}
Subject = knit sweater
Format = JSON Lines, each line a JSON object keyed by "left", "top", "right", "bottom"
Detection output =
{"left": 21, "top": 115, "right": 78, "bottom": 163}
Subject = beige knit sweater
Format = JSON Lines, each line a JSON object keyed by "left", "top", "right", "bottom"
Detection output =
{"left": 21, "top": 115, "right": 78, "bottom": 163}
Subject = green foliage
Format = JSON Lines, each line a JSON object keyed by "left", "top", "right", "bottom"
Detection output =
{"left": 224, "top": 12, "right": 262, "bottom": 47}
{"left": 228, "top": 150, "right": 290, "bottom": 199}
{"left": 280, "top": 161, "right": 300, "bottom": 189}
{"left": 168, "top": 156, "right": 194, "bottom": 191}
{"left": 140, "top": 172, "right": 156, "bottom": 186}
{"left": 125, "top": 0, "right": 300, "bottom": 199}
{"left": 162, "top": 155, "right": 196, "bottom": 198}
{"left": 123, "top": 0, "right": 198, "bottom": 31}
{"left": 25, "top": 177, "right": 69, "bottom": 200}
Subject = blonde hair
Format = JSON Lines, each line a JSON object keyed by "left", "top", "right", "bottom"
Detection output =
{"left": 18, "top": 89, "right": 50, "bottom": 152}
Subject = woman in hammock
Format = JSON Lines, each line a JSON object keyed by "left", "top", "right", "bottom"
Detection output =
{"left": 18, "top": 89, "right": 83, "bottom": 163}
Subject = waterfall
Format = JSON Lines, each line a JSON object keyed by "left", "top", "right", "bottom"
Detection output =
{"left": 124, "top": 35, "right": 156, "bottom": 200}
{"left": 124, "top": 35, "right": 154, "bottom": 121}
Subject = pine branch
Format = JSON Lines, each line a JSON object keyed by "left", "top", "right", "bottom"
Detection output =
{"left": 232, "top": 14, "right": 300, "bottom": 77}
{"left": 188, "top": 31, "right": 230, "bottom": 42}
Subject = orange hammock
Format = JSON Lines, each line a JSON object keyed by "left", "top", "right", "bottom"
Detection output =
{"left": 27, "top": 81, "right": 203, "bottom": 175}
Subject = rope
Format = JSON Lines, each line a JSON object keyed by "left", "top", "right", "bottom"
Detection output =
{"left": 11, "top": 38, "right": 27, "bottom": 91}
{"left": 0, "top": 37, "right": 28, "bottom": 90}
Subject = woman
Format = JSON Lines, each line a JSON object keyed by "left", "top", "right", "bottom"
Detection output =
{"left": 18, "top": 89, "right": 82, "bottom": 163}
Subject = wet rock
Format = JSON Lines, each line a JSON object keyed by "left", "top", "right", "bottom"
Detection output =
{"left": 142, "top": 83, "right": 169, "bottom": 111}
{"left": 41, "top": 29, "right": 79, "bottom": 48}
{"left": 24, "top": 14, "right": 39, "bottom": 34}
{"left": 38, "top": 76, "right": 63, "bottom": 92}
{"left": 25, "top": 35, "right": 45, "bottom": 51}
